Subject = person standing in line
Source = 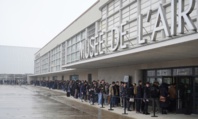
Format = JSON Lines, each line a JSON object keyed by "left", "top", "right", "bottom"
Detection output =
{"left": 109, "top": 82, "right": 115, "bottom": 107}
{"left": 120, "top": 82, "right": 124, "bottom": 107}
{"left": 133, "top": 83, "right": 137, "bottom": 110}
{"left": 168, "top": 83, "right": 176, "bottom": 113}
{"left": 104, "top": 83, "right": 109, "bottom": 105}
{"left": 159, "top": 83, "right": 169, "bottom": 114}
{"left": 150, "top": 81, "right": 160, "bottom": 112}
{"left": 121, "top": 83, "right": 130, "bottom": 111}
{"left": 136, "top": 80, "right": 143, "bottom": 113}
{"left": 115, "top": 81, "right": 120, "bottom": 106}
{"left": 80, "top": 82, "right": 86, "bottom": 102}
{"left": 128, "top": 83, "right": 134, "bottom": 111}
{"left": 98, "top": 80, "right": 105, "bottom": 106}
{"left": 143, "top": 82, "right": 150, "bottom": 115}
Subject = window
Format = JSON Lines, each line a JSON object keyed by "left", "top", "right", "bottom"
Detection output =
{"left": 66, "top": 30, "right": 86, "bottom": 63}
{"left": 49, "top": 45, "right": 61, "bottom": 72}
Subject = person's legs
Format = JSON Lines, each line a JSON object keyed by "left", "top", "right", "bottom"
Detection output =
{"left": 123, "top": 97, "right": 126, "bottom": 110}
{"left": 144, "top": 101, "right": 149, "bottom": 114}
{"left": 132, "top": 101, "right": 135, "bottom": 110}
{"left": 120, "top": 97, "right": 123, "bottom": 107}
{"left": 141, "top": 100, "right": 144, "bottom": 113}
{"left": 127, "top": 100, "right": 131, "bottom": 111}
{"left": 104, "top": 94, "right": 107, "bottom": 105}
{"left": 136, "top": 99, "right": 141, "bottom": 112}
{"left": 112, "top": 96, "right": 116, "bottom": 107}
{"left": 98, "top": 93, "right": 102, "bottom": 105}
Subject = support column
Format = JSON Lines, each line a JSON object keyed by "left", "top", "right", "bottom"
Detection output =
{"left": 133, "top": 69, "right": 143, "bottom": 83}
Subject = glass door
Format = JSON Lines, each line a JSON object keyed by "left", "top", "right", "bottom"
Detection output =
{"left": 162, "top": 77, "right": 174, "bottom": 85}
{"left": 174, "top": 77, "right": 193, "bottom": 114}
{"left": 194, "top": 78, "right": 198, "bottom": 114}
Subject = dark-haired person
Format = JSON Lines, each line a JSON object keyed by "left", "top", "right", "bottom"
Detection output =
{"left": 109, "top": 82, "right": 116, "bottom": 107}
{"left": 115, "top": 81, "right": 120, "bottom": 106}
{"left": 136, "top": 80, "right": 143, "bottom": 113}
{"left": 159, "top": 83, "right": 169, "bottom": 114}
{"left": 143, "top": 82, "right": 150, "bottom": 115}
{"left": 121, "top": 83, "right": 131, "bottom": 111}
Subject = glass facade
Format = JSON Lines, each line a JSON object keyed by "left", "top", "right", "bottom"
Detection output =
{"left": 50, "top": 45, "right": 61, "bottom": 72}
{"left": 194, "top": 77, "right": 198, "bottom": 113}
{"left": 144, "top": 67, "right": 198, "bottom": 114}
{"left": 41, "top": 53, "right": 49, "bottom": 73}
{"left": 67, "top": 30, "right": 86, "bottom": 64}
{"left": 34, "top": 58, "right": 41, "bottom": 74}
{"left": 62, "top": 42, "right": 66, "bottom": 65}
{"left": 34, "top": 0, "right": 198, "bottom": 75}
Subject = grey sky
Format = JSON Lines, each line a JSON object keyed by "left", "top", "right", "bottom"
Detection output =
{"left": 0, "top": 0, "right": 98, "bottom": 48}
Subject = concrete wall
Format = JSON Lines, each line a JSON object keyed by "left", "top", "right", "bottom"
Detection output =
{"left": 97, "top": 57, "right": 198, "bottom": 83}
{"left": 35, "top": 57, "right": 198, "bottom": 83}
{"left": 64, "top": 70, "right": 98, "bottom": 81}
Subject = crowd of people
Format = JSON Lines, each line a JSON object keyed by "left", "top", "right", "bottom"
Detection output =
{"left": 0, "top": 80, "right": 27, "bottom": 85}
{"left": 31, "top": 79, "right": 181, "bottom": 115}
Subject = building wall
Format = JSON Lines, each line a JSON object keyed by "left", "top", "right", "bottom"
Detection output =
{"left": 35, "top": 57, "right": 198, "bottom": 83}
{"left": 34, "top": 0, "right": 108, "bottom": 75}
{"left": 63, "top": 70, "right": 98, "bottom": 81}
{"left": 33, "top": 0, "right": 198, "bottom": 80}
{"left": 98, "top": 57, "right": 198, "bottom": 83}
{"left": 0, "top": 45, "right": 39, "bottom": 74}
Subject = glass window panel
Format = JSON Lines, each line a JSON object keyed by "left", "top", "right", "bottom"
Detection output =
{"left": 147, "top": 70, "right": 155, "bottom": 76}
{"left": 76, "top": 43, "right": 80, "bottom": 51}
{"left": 195, "top": 68, "right": 198, "bottom": 75}
{"left": 157, "top": 69, "right": 171, "bottom": 76}
{"left": 72, "top": 45, "right": 76, "bottom": 52}
{"left": 173, "top": 68, "right": 193, "bottom": 76}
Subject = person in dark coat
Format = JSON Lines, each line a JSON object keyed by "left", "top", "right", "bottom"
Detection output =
{"left": 115, "top": 81, "right": 120, "bottom": 106}
{"left": 80, "top": 82, "right": 86, "bottom": 102}
{"left": 136, "top": 80, "right": 143, "bottom": 113}
{"left": 150, "top": 81, "right": 160, "bottom": 112}
{"left": 121, "top": 83, "right": 131, "bottom": 111}
{"left": 143, "top": 82, "right": 150, "bottom": 115}
{"left": 128, "top": 83, "right": 134, "bottom": 111}
{"left": 159, "top": 83, "right": 169, "bottom": 114}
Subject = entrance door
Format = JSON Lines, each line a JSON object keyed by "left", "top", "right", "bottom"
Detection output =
{"left": 194, "top": 77, "right": 198, "bottom": 114}
{"left": 174, "top": 77, "right": 193, "bottom": 114}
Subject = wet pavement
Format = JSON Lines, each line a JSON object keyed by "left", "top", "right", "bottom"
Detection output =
{"left": 1, "top": 85, "right": 198, "bottom": 119}
{"left": 0, "top": 85, "right": 132, "bottom": 119}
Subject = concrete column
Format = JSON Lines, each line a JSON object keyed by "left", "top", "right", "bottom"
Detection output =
{"left": 57, "top": 75, "right": 62, "bottom": 81}
{"left": 133, "top": 69, "right": 142, "bottom": 84}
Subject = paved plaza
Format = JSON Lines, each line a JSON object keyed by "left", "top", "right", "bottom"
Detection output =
{"left": 0, "top": 85, "right": 197, "bottom": 119}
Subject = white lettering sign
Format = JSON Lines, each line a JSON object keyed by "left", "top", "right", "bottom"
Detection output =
{"left": 80, "top": 0, "right": 197, "bottom": 59}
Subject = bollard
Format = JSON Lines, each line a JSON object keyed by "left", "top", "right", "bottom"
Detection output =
{"left": 122, "top": 96, "right": 128, "bottom": 115}
{"left": 151, "top": 98, "right": 158, "bottom": 117}
{"left": 108, "top": 96, "right": 114, "bottom": 111}
{"left": 100, "top": 92, "right": 105, "bottom": 108}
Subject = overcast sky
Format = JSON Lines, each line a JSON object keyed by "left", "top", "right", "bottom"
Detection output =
{"left": 0, "top": 0, "right": 98, "bottom": 48}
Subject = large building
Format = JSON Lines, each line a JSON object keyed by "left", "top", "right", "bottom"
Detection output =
{"left": 0, "top": 45, "right": 39, "bottom": 84}
{"left": 32, "top": 0, "right": 198, "bottom": 114}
